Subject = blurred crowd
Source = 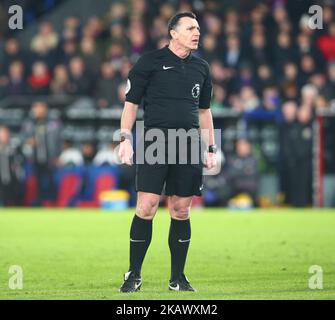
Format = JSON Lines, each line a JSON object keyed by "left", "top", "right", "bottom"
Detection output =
{"left": 1, "top": 0, "right": 335, "bottom": 207}
{"left": 1, "top": 0, "right": 334, "bottom": 110}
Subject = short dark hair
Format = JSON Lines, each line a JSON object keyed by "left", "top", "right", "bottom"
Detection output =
{"left": 167, "top": 12, "right": 197, "bottom": 39}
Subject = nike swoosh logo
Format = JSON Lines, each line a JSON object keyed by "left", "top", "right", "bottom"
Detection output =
{"left": 169, "top": 283, "right": 180, "bottom": 291}
{"left": 178, "top": 239, "right": 190, "bottom": 243}
{"left": 134, "top": 281, "right": 141, "bottom": 290}
{"left": 163, "top": 65, "right": 174, "bottom": 70}
{"left": 130, "top": 239, "right": 146, "bottom": 242}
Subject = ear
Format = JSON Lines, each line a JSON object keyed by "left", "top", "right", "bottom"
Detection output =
{"left": 170, "top": 29, "right": 178, "bottom": 40}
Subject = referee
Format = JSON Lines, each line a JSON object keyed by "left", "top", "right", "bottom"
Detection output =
{"left": 118, "top": 12, "right": 217, "bottom": 292}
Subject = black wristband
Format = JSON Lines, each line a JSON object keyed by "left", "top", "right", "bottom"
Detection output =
{"left": 208, "top": 144, "right": 217, "bottom": 153}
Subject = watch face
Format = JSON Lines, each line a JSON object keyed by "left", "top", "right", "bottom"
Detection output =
{"left": 208, "top": 145, "right": 217, "bottom": 153}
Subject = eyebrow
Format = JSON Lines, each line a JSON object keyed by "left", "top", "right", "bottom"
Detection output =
{"left": 187, "top": 25, "right": 200, "bottom": 31}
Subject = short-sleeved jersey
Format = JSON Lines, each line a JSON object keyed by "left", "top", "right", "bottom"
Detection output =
{"left": 125, "top": 45, "right": 213, "bottom": 129}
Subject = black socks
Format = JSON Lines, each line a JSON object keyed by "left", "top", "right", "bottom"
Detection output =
{"left": 129, "top": 214, "right": 152, "bottom": 277}
{"left": 128, "top": 215, "right": 191, "bottom": 282}
{"left": 168, "top": 218, "right": 191, "bottom": 282}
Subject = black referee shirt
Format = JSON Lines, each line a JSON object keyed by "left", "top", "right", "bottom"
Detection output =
{"left": 125, "top": 45, "right": 213, "bottom": 129}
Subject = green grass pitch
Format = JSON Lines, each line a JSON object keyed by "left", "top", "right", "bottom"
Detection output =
{"left": 0, "top": 208, "right": 335, "bottom": 300}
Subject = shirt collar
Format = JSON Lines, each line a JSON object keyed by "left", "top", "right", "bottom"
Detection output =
{"left": 164, "top": 45, "right": 193, "bottom": 62}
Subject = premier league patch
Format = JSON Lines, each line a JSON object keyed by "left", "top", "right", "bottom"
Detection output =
{"left": 191, "top": 83, "right": 200, "bottom": 99}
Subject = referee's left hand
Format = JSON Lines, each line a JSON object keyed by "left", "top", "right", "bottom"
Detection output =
{"left": 118, "top": 139, "right": 134, "bottom": 166}
{"left": 205, "top": 152, "right": 217, "bottom": 170}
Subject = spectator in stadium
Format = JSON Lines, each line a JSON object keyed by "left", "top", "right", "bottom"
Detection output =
{"left": 280, "top": 61, "right": 303, "bottom": 90}
{"left": 222, "top": 34, "right": 242, "bottom": 70}
{"left": 324, "top": 62, "right": 335, "bottom": 100}
{"left": 29, "top": 37, "right": 58, "bottom": 69}
{"left": 107, "top": 21, "right": 129, "bottom": 53}
{"left": 244, "top": 85, "right": 281, "bottom": 121}
{"left": 203, "top": 12, "right": 222, "bottom": 37}
{"left": 310, "top": 73, "right": 328, "bottom": 99}
{"left": 322, "top": 2, "right": 334, "bottom": 30}
{"left": 81, "top": 141, "right": 96, "bottom": 165}
{"left": 61, "top": 16, "right": 81, "bottom": 43}
{"left": 314, "top": 94, "right": 329, "bottom": 111}
{"left": 58, "top": 140, "right": 83, "bottom": 167}
{"left": 0, "top": 126, "right": 24, "bottom": 206}
{"left": 254, "top": 63, "right": 275, "bottom": 96}
{"left": 95, "top": 62, "right": 121, "bottom": 108}
{"left": 274, "top": 32, "right": 298, "bottom": 71}
{"left": 68, "top": 56, "right": 94, "bottom": 96}
{"left": 297, "top": 32, "right": 324, "bottom": 69}
{"left": 231, "top": 138, "right": 259, "bottom": 204}
{"left": 6, "top": 60, "right": 26, "bottom": 96}
{"left": 50, "top": 64, "right": 71, "bottom": 97}
{"left": 279, "top": 100, "right": 298, "bottom": 205}
{"left": 223, "top": 9, "right": 240, "bottom": 37}
{"left": 106, "top": 42, "right": 127, "bottom": 72}
{"left": 82, "top": 16, "right": 104, "bottom": 40}
{"left": 93, "top": 142, "right": 119, "bottom": 166}
{"left": 281, "top": 81, "right": 299, "bottom": 102}
{"left": 248, "top": 31, "right": 270, "bottom": 67}
{"left": 300, "top": 84, "right": 318, "bottom": 109}
{"left": 293, "top": 106, "right": 313, "bottom": 206}
{"left": 199, "top": 33, "right": 219, "bottom": 63}
{"left": 210, "top": 84, "right": 228, "bottom": 111}
{"left": 58, "top": 40, "right": 78, "bottom": 66}
{"left": 31, "top": 21, "right": 59, "bottom": 55}
{"left": 27, "top": 61, "right": 51, "bottom": 95}
{"left": 262, "top": 85, "right": 281, "bottom": 109}
{"left": 128, "top": 20, "right": 149, "bottom": 58}
{"left": 272, "top": 4, "right": 288, "bottom": 27}
{"left": 208, "top": 138, "right": 259, "bottom": 206}
{"left": 209, "top": 60, "right": 226, "bottom": 87}
{"left": 104, "top": 1, "right": 128, "bottom": 28}
{"left": 279, "top": 103, "right": 313, "bottom": 207}
{"left": 234, "top": 63, "right": 254, "bottom": 92}
{"left": 317, "top": 21, "right": 335, "bottom": 62}
{"left": 21, "top": 101, "right": 62, "bottom": 205}
{"left": 79, "top": 36, "right": 102, "bottom": 79}
{"left": 299, "top": 54, "right": 318, "bottom": 85}
{"left": 239, "top": 86, "right": 260, "bottom": 112}
{"left": 150, "top": 16, "right": 168, "bottom": 44}
{"left": 0, "top": 38, "right": 24, "bottom": 76}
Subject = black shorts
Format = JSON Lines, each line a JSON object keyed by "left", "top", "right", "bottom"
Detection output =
{"left": 135, "top": 129, "right": 204, "bottom": 197}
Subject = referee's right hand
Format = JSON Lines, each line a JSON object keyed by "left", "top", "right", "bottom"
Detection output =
{"left": 118, "top": 139, "right": 134, "bottom": 166}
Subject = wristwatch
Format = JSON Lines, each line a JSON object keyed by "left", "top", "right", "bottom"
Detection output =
{"left": 208, "top": 144, "right": 217, "bottom": 154}
{"left": 120, "top": 132, "right": 132, "bottom": 142}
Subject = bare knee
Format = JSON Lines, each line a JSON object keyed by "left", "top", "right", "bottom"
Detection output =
{"left": 171, "top": 204, "right": 191, "bottom": 220}
{"left": 136, "top": 194, "right": 160, "bottom": 220}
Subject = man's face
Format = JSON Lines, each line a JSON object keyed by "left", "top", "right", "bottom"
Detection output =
{"left": 0, "top": 128, "right": 10, "bottom": 145}
{"left": 237, "top": 139, "right": 251, "bottom": 157}
{"left": 171, "top": 17, "right": 200, "bottom": 50}
{"left": 32, "top": 103, "right": 48, "bottom": 120}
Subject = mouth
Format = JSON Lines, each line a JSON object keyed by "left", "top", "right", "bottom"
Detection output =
{"left": 192, "top": 39, "right": 199, "bottom": 45}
